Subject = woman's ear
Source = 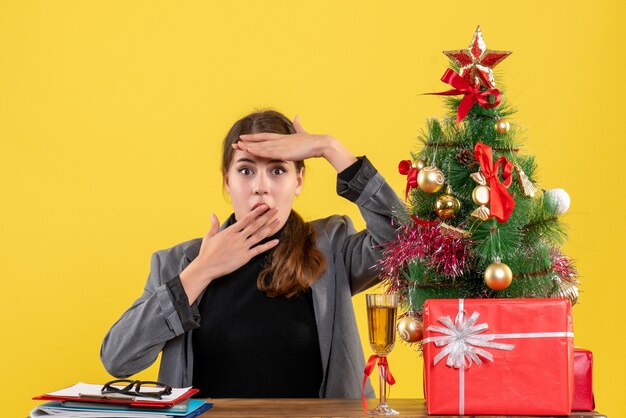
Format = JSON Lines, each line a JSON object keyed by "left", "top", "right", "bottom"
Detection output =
{"left": 295, "top": 167, "right": 304, "bottom": 196}
{"left": 223, "top": 173, "right": 230, "bottom": 195}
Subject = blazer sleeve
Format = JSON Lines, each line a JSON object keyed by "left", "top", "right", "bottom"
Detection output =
{"left": 331, "top": 157, "right": 403, "bottom": 295}
{"left": 100, "top": 248, "right": 197, "bottom": 378}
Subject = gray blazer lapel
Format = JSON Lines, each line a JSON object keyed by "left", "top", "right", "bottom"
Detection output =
{"left": 182, "top": 240, "right": 201, "bottom": 264}
{"left": 311, "top": 266, "right": 336, "bottom": 395}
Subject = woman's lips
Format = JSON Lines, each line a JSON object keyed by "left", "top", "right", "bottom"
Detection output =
{"left": 252, "top": 202, "right": 269, "bottom": 211}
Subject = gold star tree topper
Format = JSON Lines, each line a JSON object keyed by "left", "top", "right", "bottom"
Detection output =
{"left": 444, "top": 26, "right": 512, "bottom": 89}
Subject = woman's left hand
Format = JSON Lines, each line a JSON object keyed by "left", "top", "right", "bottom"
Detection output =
{"left": 235, "top": 115, "right": 357, "bottom": 172}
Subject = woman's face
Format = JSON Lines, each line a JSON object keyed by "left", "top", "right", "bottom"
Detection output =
{"left": 225, "top": 149, "right": 303, "bottom": 234}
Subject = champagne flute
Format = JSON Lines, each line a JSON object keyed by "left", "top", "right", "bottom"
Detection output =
{"left": 366, "top": 294, "right": 399, "bottom": 416}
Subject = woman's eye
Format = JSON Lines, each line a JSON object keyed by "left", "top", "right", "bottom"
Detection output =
{"left": 239, "top": 168, "right": 253, "bottom": 175}
{"left": 272, "top": 168, "right": 285, "bottom": 175}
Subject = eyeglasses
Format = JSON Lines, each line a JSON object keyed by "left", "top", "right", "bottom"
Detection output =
{"left": 101, "top": 379, "right": 172, "bottom": 399}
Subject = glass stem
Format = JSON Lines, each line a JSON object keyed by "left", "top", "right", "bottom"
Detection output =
{"left": 378, "top": 359, "right": 387, "bottom": 406}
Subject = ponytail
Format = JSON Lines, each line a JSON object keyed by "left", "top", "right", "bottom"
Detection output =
{"left": 257, "top": 211, "right": 326, "bottom": 298}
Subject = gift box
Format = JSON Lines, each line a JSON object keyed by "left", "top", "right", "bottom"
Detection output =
{"left": 572, "top": 348, "right": 595, "bottom": 411}
{"left": 423, "top": 298, "right": 574, "bottom": 416}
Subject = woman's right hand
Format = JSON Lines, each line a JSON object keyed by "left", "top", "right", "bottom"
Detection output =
{"left": 179, "top": 204, "right": 280, "bottom": 304}
{"left": 236, "top": 115, "right": 357, "bottom": 173}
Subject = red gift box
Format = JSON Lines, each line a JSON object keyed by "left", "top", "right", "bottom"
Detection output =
{"left": 423, "top": 298, "right": 574, "bottom": 416}
{"left": 572, "top": 348, "right": 595, "bottom": 411}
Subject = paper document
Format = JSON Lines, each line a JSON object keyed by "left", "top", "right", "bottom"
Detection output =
{"left": 47, "top": 383, "right": 193, "bottom": 403}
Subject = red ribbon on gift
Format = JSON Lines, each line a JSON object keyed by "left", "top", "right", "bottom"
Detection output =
{"left": 361, "top": 354, "right": 395, "bottom": 412}
{"left": 428, "top": 69, "right": 502, "bottom": 125}
{"left": 474, "top": 142, "right": 515, "bottom": 223}
{"left": 398, "top": 160, "right": 419, "bottom": 200}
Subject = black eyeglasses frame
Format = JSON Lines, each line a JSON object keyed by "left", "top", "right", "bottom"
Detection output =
{"left": 101, "top": 379, "right": 172, "bottom": 399}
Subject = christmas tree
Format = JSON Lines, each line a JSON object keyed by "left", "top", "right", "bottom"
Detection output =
{"left": 380, "top": 27, "right": 579, "bottom": 343}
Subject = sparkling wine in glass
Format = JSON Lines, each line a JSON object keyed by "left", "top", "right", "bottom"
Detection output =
{"left": 366, "top": 294, "right": 399, "bottom": 416}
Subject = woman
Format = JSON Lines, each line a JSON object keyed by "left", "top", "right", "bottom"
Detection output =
{"left": 101, "top": 110, "right": 403, "bottom": 398}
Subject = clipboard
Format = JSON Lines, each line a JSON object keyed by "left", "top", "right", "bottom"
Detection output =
{"left": 33, "top": 382, "right": 199, "bottom": 408}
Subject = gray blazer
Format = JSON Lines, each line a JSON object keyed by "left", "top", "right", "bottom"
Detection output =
{"left": 101, "top": 165, "right": 402, "bottom": 398}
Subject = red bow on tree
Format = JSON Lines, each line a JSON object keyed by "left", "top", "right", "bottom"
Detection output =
{"left": 428, "top": 69, "right": 502, "bottom": 125}
{"left": 474, "top": 142, "right": 515, "bottom": 223}
{"left": 410, "top": 214, "right": 439, "bottom": 227}
{"left": 362, "top": 354, "right": 395, "bottom": 412}
{"left": 398, "top": 160, "right": 419, "bottom": 200}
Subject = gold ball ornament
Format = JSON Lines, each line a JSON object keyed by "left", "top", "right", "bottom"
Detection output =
{"left": 414, "top": 159, "right": 426, "bottom": 170}
{"left": 472, "top": 185, "right": 490, "bottom": 205}
{"left": 494, "top": 119, "right": 511, "bottom": 134}
{"left": 417, "top": 166, "right": 445, "bottom": 193}
{"left": 397, "top": 315, "right": 424, "bottom": 343}
{"left": 484, "top": 262, "right": 513, "bottom": 291}
{"left": 435, "top": 193, "right": 461, "bottom": 219}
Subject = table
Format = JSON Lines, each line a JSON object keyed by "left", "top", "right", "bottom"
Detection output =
{"left": 197, "top": 398, "right": 607, "bottom": 417}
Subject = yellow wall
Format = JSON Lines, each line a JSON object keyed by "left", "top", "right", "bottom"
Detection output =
{"left": 2, "top": 1, "right": 624, "bottom": 416}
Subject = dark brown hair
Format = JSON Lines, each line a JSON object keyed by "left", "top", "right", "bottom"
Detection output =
{"left": 221, "top": 110, "right": 327, "bottom": 297}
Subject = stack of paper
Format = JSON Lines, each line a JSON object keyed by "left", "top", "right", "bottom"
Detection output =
{"left": 30, "top": 383, "right": 211, "bottom": 418}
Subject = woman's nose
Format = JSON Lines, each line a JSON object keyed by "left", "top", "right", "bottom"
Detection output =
{"left": 252, "top": 172, "right": 270, "bottom": 194}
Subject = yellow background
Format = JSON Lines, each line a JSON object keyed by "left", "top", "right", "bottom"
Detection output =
{"left": 1, "top": 1, "right": 624, "bottom": 416}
